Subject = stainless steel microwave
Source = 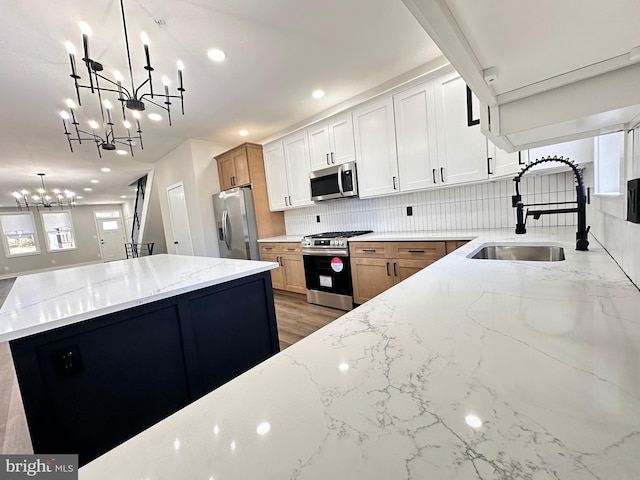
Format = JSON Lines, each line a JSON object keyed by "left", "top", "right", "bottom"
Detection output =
{"left": 310, "top": 162, "right": 358, "bottom": 202}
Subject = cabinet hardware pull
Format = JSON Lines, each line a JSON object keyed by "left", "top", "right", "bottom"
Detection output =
{"left": 264, "top": 247, "right": 273, "bottom": 250}
{"left": 432, "top": 168, "right": 437, "bottom": 183}
{"left": 362, "top": 249, "right": 376, "bottom": 252}
{"left": 408, "top": 250, "right": 425, "bottom": 253}
{"left": 284, "top": 196, "right": 288, "bottom": 206}
{"left": 487, "top": 157, "right": 493, "bottom": 175}
{"left": 518, "top": 151, "right": 524, "bottom": 165}
{"left": 440, "top": 167, "right": 445, "bottom": 183}
{"left": 288, "top": 195, "right": 292, "bottom": 205}
{"left": 326, "top": 153, "right": 330, "bottom": 165}
{"left": 392, "top": 176, "right": 397, "bottom": 190}
{"left": 393, "top": 262, "right": 398, "bottom": 277}
{"left": 286, "top": 248, "right": 295, "bottom": 251}
{"left": 331, "top": 152, "right": 335, "bottom": 164}
{"left": 386, "top": 262, "right": 390, "bottom": 276}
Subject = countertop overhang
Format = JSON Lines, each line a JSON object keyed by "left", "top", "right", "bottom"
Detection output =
{"left": 80, "top": 228, "right": 640, "bottom": 478}
{"left": 0, "top": 254, "right": 278, "bottom": 343}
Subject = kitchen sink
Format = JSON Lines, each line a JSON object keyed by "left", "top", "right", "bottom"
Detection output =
{"left": 469, "top": 243, "right": 565, "bottom": 262}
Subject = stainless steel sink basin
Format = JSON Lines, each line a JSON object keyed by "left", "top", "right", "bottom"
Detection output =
{"left": 469, "top": 243, "right": 565, "bottom": 262}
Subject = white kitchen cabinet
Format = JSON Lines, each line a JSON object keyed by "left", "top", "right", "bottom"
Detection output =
{"left": 433, "top": 71, "right": 489, "bottom": 185}
{"left": 353, "top": 97, "right": 400, "bottom": 198}
{"left": 263, "top": 132, "right": 313, "bottom": 211}
{"left": 393, "top": 81, "right": 439, "bottom": 191}
{"left": 308, "top": 112, "right": 356, "bottom": 171}
{"left": 283, "top": 131, "right": 313, "bottom": 208}
{"left": 263, "top": 141, "right": 289, "bottom": 211}
{"left": 488, "top": 142, "right": 527, "bottom": 179}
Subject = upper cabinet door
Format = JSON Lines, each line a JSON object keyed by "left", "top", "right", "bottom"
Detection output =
{"left": 327, "top": 112, "right": 356, "bottom": 166}
{"left": 393, "top": 81, "right": 439, "bottom": 192}
{"left": 263, "top": 141, "right": 288, "bottom": 211}
{"left": 308, "top": 112, "right": 356, "bottom": 171}
{"left": 308, "top": 124, "right": 332, "bottom": 171}
{"left": 434, "top": 72, "right": 488, "bottom": 185}
{"left": 231, "top": 149, "right": 251, "bottom": 187}
{"left": 283, "top": 131, "right": 313, "bottom": 208}
{"left": 488, "top": 142, "right": 526, "bottom": 179}
{"left": 353, "top": 97, "right": 399, "bottom": 198}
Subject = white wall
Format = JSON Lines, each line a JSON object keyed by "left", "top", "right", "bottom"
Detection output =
{"left": 0, "top": 205, "right": 124, "bottom": 278}
{"left": 285, "top": 171, "right": 577, "bottom": 235}
{"left": 153, "top": 139, "right": 230, "bottom": 257}
{"left": 587, "top": 125, "right": 640, "bottom": 286}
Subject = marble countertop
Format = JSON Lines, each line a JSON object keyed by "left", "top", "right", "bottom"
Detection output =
{"left": 80, "top": 227, "right": 640, "bottom": 479}
{"left": 0, "top": 254, "right": 277, "bottom": 343}
{"left": 354, "top": 230, "right": 477, "bottom": 241}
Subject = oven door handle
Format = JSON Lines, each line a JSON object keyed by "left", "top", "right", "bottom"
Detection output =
{"left": 337, "top": 164, "right": 344, "bottom": 196}
{"left": 302, "top": 249, "right": 350, "bottom": 257}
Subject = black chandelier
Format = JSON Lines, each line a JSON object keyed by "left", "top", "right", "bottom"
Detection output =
{"left": 12, "top": 174, "right": 76, "bottom": 211}
{"left": 60, "top": 0, "right": 185, "bottom": 157}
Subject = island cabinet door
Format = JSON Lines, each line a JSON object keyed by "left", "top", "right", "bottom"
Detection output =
{"left": 350, "top": 257, "right": 394, "bottom": 304}
{"left": 10, "top": 271, "right": 279, "bottom": 467}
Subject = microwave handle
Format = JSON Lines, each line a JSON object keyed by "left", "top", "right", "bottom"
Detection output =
{"left": 337, "top": 164, "right": 344, "bottom": 195}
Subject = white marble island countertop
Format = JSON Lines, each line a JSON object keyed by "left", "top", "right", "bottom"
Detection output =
{"left": 0, "top": 254, "right": 278, "bottom": 343}
{"left": 80, "top": 227, "right": 640, "bottom": 479}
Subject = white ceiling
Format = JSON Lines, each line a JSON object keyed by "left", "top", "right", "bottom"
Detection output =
{"left": 0, "top": 0, "right": 443, "bottom": 206}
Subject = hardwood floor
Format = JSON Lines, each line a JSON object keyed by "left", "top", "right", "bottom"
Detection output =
{"left": 0, "top": 278, "right": 32, "bottom": 454}
{"left": 0, "top": 282, "right": 343, "bottom": 453}
{"left": 273, "top": 291, "right": 345, "bottom": 350}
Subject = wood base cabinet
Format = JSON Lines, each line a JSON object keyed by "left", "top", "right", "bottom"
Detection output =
{"left": 350, "top": 241, "right": 449, "bottom": 305}
{"left": 260, "top": 243, "right": 306, "bottom": 294}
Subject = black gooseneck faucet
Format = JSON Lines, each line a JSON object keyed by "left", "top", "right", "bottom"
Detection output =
{"left": 512, "top": 156, "right": 590, "bottom": 251}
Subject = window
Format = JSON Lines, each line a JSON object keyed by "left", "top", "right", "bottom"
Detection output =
{"left": 41, "top": 211, "right": 76, "bottom": 252}
{"left": 0, "top": 212, "right": 41, "bottom": 257}
{"left": 594, "top": 131, "right": 624, "bottom": 195}
{"left": 95, "top": 210, "right": 121, "bottom": 219}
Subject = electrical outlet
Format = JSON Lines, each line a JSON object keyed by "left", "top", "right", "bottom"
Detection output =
{"left": 51, "top": 345, "right": 83, "bottom": 379}
{"left": 407, "top": 206, "right": 413, "bottom": 216}
{"left": 316, "top": 215, "right": 320, "bottom": 223}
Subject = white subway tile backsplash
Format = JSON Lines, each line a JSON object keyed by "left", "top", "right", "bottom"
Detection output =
{"left": 284, "top": 172, "right": 578, "bottom": 235}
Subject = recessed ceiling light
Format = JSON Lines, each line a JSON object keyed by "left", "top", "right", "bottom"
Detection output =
{"left": 312, "top": 89, "right": 325, "bottom": 99}
{"left": 207, "top": 48, "right": 227, "bottom": 62}
{"left": 84, "top": 188, "right": 92, "bottom": 192}
{"left": 100, "top": 167, "right": 111, "bottom": 172}
{"left": 148, "top": 113, "right": 162, "bottom": 121}
{"left": 116, "top": 149, "right": 127, "bottom": 155}
{"left": 238, "top": 130, "right": 248, "bottom": 137}
{"left": 76, "top": 196, "right": 83, "bottom": 199}
{"left": 90, "top": 179, "right": 99, "bottom": 184}
{"left": 120, "top": 195, "right": 127, "bottom": 199}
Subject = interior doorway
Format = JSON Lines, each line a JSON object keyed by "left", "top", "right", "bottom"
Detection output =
{"left": 166, "top": 182, "right": 194, "bottom": 256}
{"left": 94, "top": 210, "right": 127, "bottom": 262}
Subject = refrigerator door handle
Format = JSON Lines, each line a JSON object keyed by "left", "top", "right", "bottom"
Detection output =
{"left": 221, "top": 210, "right": 231, "bottom": 251}
{"left": 224, "top": 210, "right": 233, "bottom": 250}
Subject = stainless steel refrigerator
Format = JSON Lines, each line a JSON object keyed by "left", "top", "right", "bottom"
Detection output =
{"left": 212, "top": 186, "right": 260, "bottom": 260}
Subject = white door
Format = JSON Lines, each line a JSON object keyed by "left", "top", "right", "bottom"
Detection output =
{"left": 353, "top": 97, "right": 399, "bottom": 198}
{"left": 283, "top": 131, "right": 313, "bottom": 208}
{"left": 434, "top": 72, "right": 488, "bottom": 185}
{"left": 263, "top": 141, "right": 289, "bottom": 211}
{"left": 308, "top": 124, "right": 332, "bottom": 171}
{"left": 166, "top": 183, "right": 194, "bottom": 255}
{"left": 489, "top": 141, "right": 526, "bottom": 178}
{"left": 328, "top": 112, "right": 356, "bottom": 166}
{"left": 96, "top": 215, "right": 127, "bottom": 262}
{"left": 394, "top": 81, "right": 439, "bottom": 192}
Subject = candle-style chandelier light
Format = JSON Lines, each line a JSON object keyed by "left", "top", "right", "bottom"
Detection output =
{"left": 12, "top": 174, "right": 76, "bottom": 211}
{"left": 60, "top": 0, "right": 185, "bottom": 157}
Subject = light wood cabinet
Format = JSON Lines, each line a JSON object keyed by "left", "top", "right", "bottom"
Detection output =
{"left": 350, "top": 241, "right": 449, "bottom": 304}
{"left": 214, "top": 143, "right": 286, "bottom": 240}
{"left": 216, "top": 145, "right": 251, "bottom": 191}
{"left": 260, "top": 242, "right": 306, "bottom": 294}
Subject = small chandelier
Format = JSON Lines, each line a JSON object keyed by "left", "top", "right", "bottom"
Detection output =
{"left": 12, "top": 174, "right": 76, "bottom": 211}
{"left": 60, "top": 0, "right": 185, "bottom": 157}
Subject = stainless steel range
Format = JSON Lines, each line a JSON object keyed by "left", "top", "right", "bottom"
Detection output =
{"left": 301, "top": 230, "right": 372, "bottom": 310}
